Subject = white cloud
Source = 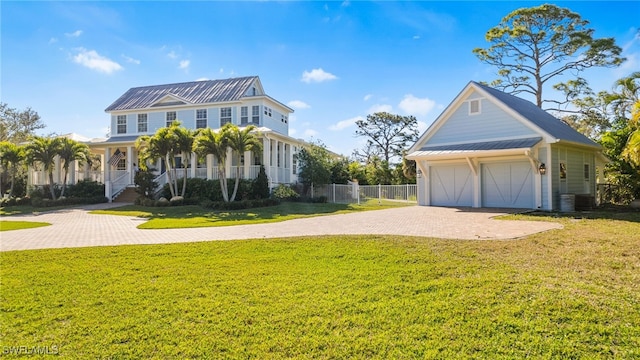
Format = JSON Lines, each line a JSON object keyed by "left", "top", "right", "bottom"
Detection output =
{"left": 167, "top": 51, "right": 178, "bottom": 59}
{"left": 195, "top": 77, "right": 209, "bottom": 81}
{"left": 341, "top": 1, "right": 350, "bottom": 7}
{"left": 301, "top": 68, "right": 338, "bottom": 83}
{"left": 413, "top": 35, "right": 421, "bottom": 40}
{"left": 122, "top": 54, "right": 140, "bottom": 65}
{"left": 289, "top": 128, "right": 298, "bottom": 137}
{"left": 287, "top": 100, "right": 310, "bottom": 109}
{"left": 329, "top": 116, "right": 362, "bottom": 131}
{"left": 72, "top": 48, "right": 123, "bottom": 74}
{"left": 417, "top": 121, "right": 429, "bottom": 135}
{"left": 65, "top": 30, "right": 83, "bottom": 38}
{"left": 363, "top": 94, "right": 373, "bottom": 101}
{"left": 49, "top": 37, "right": 58, "bottom": 44}
{"left": 303, "top": 129, "right": 319, "bottom": 137}
{"left": 398, "top": 94, "right": 436, "bottom": 116}
{"left": 368, "top": 104, "right": 393, "bottom": 114}
{"left": 179, "top": 60, "right": 190, "bottom": 69}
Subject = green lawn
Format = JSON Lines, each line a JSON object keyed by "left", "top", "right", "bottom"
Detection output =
{"left": 0, "top": 220, "right": 51, "bottom": 231}
{"left": 90, "top": 199, "right": 412, "bottom": 229}
{"left": 1, "top": 212, "right": 638, "bottom": 358}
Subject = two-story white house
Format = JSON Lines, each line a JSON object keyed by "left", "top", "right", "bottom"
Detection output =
{"left": 29, "top": 76, "right": 306, "bottom": 201}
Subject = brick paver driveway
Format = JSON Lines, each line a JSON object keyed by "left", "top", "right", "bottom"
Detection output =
{"left": 0, "top": 204, "right": 562, "bottom": 251}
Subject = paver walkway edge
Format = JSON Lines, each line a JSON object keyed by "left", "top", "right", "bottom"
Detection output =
{"left": 0, "top": 204, "right": 563, "bottom": 252}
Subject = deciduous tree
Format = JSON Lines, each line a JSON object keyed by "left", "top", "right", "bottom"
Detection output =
{"left": 354, "top": 112, "right": 418, "bottom": 164}
{"left": 473, "top": 4, "right": 624, "bottom": 109}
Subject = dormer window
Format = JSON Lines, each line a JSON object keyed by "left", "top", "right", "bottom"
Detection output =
{"left": 469, "top": 99, "right": 481, "bottom": 115}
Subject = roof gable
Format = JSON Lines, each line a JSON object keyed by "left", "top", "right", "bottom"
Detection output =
{"left": 410, "top": 81, "right": 599, "bottom": 153}
{"left": 105, "top": 76, "right": 259, "bottom": 112}
{"left": 471, "top": 82, "right": 598, "bottom": 147}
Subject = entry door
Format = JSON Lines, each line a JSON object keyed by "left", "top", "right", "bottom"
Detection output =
{"left": 429, "top": 165, "right": 473, "bottom": 207}
{"left": 481, "top": 162, "right": 534, "bottom": 208}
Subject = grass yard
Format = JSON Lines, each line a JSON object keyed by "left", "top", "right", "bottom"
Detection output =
{"left": 0, "top": 220, "right": 51, "bottom": 231}
{"left": 90, "top": 199, "right": 412, "bottom": 229}
{"left": 1, "top": 212, "right": 638, "bottom": 358}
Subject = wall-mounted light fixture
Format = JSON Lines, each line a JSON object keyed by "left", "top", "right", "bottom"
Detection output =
{"left": 538, "top": 163, "right": 546, "bottom": 175}
{"left": 416, "top": 169, "right": 422, "bottom": 178}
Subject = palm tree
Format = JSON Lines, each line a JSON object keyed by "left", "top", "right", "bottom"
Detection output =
{"left": 607, "top": 72, "right": 640, "bottom": 119}
{"left": 608, "top": 73, "right": 640, "bottom": 168}
{"left": 225, "top": 124, "right": 262, "bottom": 202}
{"left": 171, "top": 125, "right": 196, "bottom": 197}
{"left": 136, "top": 125, "right": 178, "bottom": 198}
{"left": 193, "top": 127, "right": 230, "bottom": 202}
{"left": 0, "top": 141, "right": 25, "bottom": 197}
{"left": 622, "top": 100, "right": 640, "bottom": 167}
{"left": 25, "top": 136, "right": 61, "bottom": 199}
{"left": 57, "top": 137, "right": 90, "bottom": 197}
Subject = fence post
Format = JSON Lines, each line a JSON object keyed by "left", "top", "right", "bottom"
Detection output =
{"left": 378, "top": 184, "right": 381, "bottom": 200}
{"left": 406, "top": 183, "right": 409, "bottom": 202}
{"left": 311, "top": 183, "right": 314, "bottom": 198}
{"left": 357, "top": 183, "right": 360, "bottom": 205}
{"left": 332, "top": 183, "right": 336, "bottom": 203}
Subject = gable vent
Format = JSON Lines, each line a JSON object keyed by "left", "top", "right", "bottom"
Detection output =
{"left": 469, "top": 99, "right": 481, "bottom": 115}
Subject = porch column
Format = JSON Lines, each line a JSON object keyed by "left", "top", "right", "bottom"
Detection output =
{"left": 225, "top": 148, "right": 232, "bottom": 180}
{"left": 244, "top": 150, "right": 251, "bottom": 179}
{"left": 207, "top": 154, "right": 214, "bottom": 180}
{"left": 262, "top": 137, "right": 272, "bottom": 187}
{"left": 190, "top": 152, "right": 197, "bottom": 178}
{"left": 287, "top": 143, "right": 293, "bottom": 183}
{"left": 105, "top": 147, "right": 111, "bottom": 183}
{"left": 104, "top": 146, "right": 112, "bottom": 202}
{"left": 272, "top": 139, "right": 279, "bottom": 183}
{"left": 126, "top": 145, "right": 133, "bottom": 184}
{"left": 54, "top": 156, "right": 61, "bottom": 184}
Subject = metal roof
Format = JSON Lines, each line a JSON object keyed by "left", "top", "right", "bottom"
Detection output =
{"left": 419, "top": 137, "right": 542, "bottom": 151}
{"left": 105, "top": 76, "right": 259, "bottom": 112}
{"left": 472, "top": 81, "right": 598, "bottom": 148}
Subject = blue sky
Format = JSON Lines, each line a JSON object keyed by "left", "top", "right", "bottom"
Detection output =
{"left": 2, "top": 1, "right": 639, "bottom": 156}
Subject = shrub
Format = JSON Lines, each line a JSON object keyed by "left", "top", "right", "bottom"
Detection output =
{"left": 66, "top": 180, "right": 105, "bottom": 198}
{"left": 134, "top": 170, "right": 159, "bottom": 198}
{"left": 252, "top": 165, "right": 270, "bottom": 199}
{"left": 161, "top": 178, "right": 255, "bottom": 202}
{"left": 272, "top": 184, "right": 300, "bottom": 201}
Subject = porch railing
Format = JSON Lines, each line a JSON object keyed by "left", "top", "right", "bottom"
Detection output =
{"left": 110, "top": 171, "right": 130, "bottom": 200}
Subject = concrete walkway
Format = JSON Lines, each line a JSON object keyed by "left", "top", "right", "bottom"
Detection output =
{"left": 0, "top": 204, "right": 562, "bottom": 251}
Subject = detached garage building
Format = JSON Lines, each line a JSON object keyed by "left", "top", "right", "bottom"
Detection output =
{"left": 406, "top": 81, "right": 607, "bottom": 211}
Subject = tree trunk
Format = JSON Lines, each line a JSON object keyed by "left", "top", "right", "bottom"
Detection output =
{"left": 218, "top": 168, "right": 229, "bottom": 202}
{"left": 230, "top": 166, "right": 241, "bottom": 202}
{"left": 48, "top": 171, "right": 56, "bottom": 200}
{"left": 164, "top": 156, "right": 175, "bottom": 198}
{"left": 60, "top": 168, "right": 68, "bottom": 197}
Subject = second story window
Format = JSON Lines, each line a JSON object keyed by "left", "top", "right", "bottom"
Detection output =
{"left": 117, "top": 115, "right": 127, "bottom": 134}
{"left": 220, "top": 107, "right": 231, "bottom": 126}
{"left": 252, "top": 105, "right": 260, "bottom": 124}
{"left": 137, "top": 114, "right": 148, "bottom": 133}
{"left": 240, "top": 106, "right": 248, "bottom": 125}
{"left": 196, "top": 109, "right": 207, "bottom": 129}
{"left": 166, "top": 111, "right": 176, "bottom": 127}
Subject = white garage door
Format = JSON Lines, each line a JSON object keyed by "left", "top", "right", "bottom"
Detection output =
{"left": 481, "top": 162, "right": 534, "bottom": 208}
{"left": 430, "top": 165, "right": 473, "bottom": 207}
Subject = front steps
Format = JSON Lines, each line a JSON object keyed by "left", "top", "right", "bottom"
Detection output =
{"left": 113, "top": 187, "right": 138, "bottom": 203}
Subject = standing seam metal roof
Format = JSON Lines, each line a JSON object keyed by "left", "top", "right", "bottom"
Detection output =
{"left": 105, "top": 76, "right": 258, "bottom": 112}
{"left": 419, "top": 137, "right": 542, "bottom": 151}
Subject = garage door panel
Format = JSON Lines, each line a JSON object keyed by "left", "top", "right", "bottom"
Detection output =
{"left": 430, "top": 165, "right": 472, "bottom": 207}
{"left": 482, "top": 162, "right": 533, "bottom": 208}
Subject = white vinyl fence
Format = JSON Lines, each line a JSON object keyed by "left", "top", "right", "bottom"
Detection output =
{"left": 314, "top": 183, "right": 417, "bottom": 204}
